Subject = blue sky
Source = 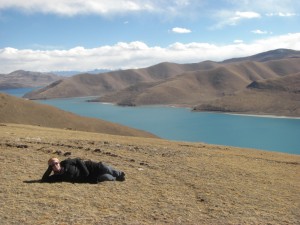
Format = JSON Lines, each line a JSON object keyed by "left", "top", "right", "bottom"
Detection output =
{"left": 0, "top": 0, "right": 299, "bottom": 73}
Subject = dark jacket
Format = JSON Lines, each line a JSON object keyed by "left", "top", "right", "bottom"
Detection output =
{"left": 42, "top": 158, "right": 90, "bottom": 183}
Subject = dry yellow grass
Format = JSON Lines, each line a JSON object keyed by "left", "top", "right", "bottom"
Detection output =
{"left": 0, "top": 123, "right": 299, "bottom": 225}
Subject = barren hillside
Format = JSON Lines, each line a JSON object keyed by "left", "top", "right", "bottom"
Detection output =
{"left": 97, "top": 58, "right": 300, "bottom": 112}
{"left": 23, "top": 49, "right": 300, "bottom": 101}
{"left": 0, "top": 124, "right": 299, "bottom": 224}
{"left": 193, "top": 73, "right": 300, "bottom": 117}
{"left": 23, "top": 61, "right": 205, "bottom": 99}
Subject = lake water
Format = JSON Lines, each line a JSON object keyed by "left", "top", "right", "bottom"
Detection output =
{"left": 2, "top": 88, "right": 300, "bottom": 155}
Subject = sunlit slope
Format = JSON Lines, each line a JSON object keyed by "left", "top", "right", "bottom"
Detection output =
{"left": 0, "top": 123, "right": 299, "bottom": 224}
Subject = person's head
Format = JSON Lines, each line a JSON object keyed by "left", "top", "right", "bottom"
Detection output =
{"left": 48, "top": 157, "right": 61, "bottom": 173}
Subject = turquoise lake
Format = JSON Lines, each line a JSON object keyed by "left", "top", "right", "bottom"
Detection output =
{"left": 2, "top": 88, "right": 300, "bottom": 155}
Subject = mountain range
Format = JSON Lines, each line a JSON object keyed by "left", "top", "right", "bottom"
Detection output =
{"left": 0, "top": 70, "right": 62, "bottom": 89}
{"left": 22, "top": 49, "right": 300, "bottom": 117}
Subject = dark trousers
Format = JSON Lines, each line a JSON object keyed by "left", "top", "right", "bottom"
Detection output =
{"left": 85, "top": 161, "right": 124, "bottom": 183}
{"left": 96, "top": 162, "right": 123, "bottom": 182}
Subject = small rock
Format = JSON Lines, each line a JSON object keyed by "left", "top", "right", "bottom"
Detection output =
{"left": 94, "top": 148, "right": 102, "bottom": 153}
{"left": 54, "top": 150, "right": 63, "bottom": 155}
{"left": 63, "top": 152, "right": 72, "bottom": 157}
{"left": 16, "top": 144, "right": 28, "bottom": 148}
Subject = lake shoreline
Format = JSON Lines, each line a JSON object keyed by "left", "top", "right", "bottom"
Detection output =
{"left": 89, "top": 100, "right": 300, "bottom": 120}
{"left": 1, "top": 89, "right": 300, "bottom": 155}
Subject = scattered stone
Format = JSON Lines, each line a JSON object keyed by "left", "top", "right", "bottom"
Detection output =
{"left": 16, "top": 144, "right": 28, "bottom": 148}
{"left": 105, "top": 152, "right": 118, "bottom": 157}
{"left": 63, "top": 152, "right": 72, "bottom": 157}
{"left": 54, "top": 150, "right": 63, "bottom": 155}
{"left": 94, "top": 148, "right": 102, "bottom": 153}
{"left": 196, "top": 195, "right": 206, "bottom": 202}
{"left": 5, "top": 143, "right": 13, "bottom": 147}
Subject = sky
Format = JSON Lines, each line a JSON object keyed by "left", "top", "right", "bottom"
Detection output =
{"left": 0, "top": 0, "right": 300, "bottom": 73}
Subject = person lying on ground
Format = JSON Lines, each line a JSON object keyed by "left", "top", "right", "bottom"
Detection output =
{"left": 42, "top": 157, "right": 125, "bottom": 183}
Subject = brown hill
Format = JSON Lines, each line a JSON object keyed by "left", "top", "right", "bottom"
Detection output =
{"left": 23, "top": 49, "right": 300, "bottom": 101}
{"left": 23, "top": 61, "right": 220, "bottom": 99}
{"left": 98, "top": 66, "right": 249, "bottom": 106}
{"left": 96, "top": 58, "right": 300, "bottom": 108}
{"left": 1, "top": 124, "right": 299, "bottom": 224}
{"left": 0, "top": 70, "right": 62, "bottom": 89}
{"left": 193, "top": 73, "right": 300, "bottom": 117}
{"left": 0, "top": 93, "right": 157, "bottom": 138}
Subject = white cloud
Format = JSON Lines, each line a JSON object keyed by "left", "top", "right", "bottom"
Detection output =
{"left": 1, "top": 33, "right": 299, "bottom": 73}
{"left": 211, "top": 1, "right": 299, "bottom": 29}
{"left": 266, "top": 12, "right": 297, "bottom": 17}
{"left": 233, "top": 40, "right": 244, "bottom": 44}
{"left": 171, "top": 27, "right": 191, "bottom": 34}
{"left": 0, "top": 0, "right": 146, "bottom": 16}
{"left": 235, "top": 11, "right": 261, "bottom": 19}
{"left": 226, "top": 0, "right": 299, "bottom": 15}
{"left": 212, "top": 10, "right": 261, "bottom": 29}
{"left": 252, "top": 29, "right": 268, "bottom": 34}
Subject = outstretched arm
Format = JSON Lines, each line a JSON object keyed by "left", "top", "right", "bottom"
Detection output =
{"left": 41, "top": 166, "right": 64, "bottom": 183}
{"left": 41, "top": 166, "right": 52, "bottom": 181}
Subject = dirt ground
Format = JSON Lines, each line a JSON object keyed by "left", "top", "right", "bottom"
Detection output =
{"left": 0, "top": 123, "right": 299, "bottom": 225}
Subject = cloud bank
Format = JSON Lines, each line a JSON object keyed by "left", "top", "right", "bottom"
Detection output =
{"left": 0, "top": 0, "right": 202, "bottom": 16}
{"left": 1, "top": 33, "right": 299, "bottom": 73}
{"left": 2, "top": 0, "right": 297, "bottom": 18}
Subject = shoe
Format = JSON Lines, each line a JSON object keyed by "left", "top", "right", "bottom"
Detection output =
{"left": 116, "top": 172, "right": 125, "bottom": 181}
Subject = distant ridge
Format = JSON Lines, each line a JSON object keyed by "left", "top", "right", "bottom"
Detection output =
{"left": 51, "top": 69, "right": 111, "bottom": 76}
{"left": 222, "top": 49, "right": 300, "bottom": 63}
{"left": 0, "top": 93, "right": 157, "bottom": 138}
{"left": 0, "top": 70, "right": 62, "bottom": 89}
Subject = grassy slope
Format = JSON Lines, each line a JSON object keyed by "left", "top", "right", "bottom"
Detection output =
{"left": 0, "top": 124, "right": 299, "bottom": 224}
{"left": 0, "top": 93, "right": 157, "bottom": 138}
